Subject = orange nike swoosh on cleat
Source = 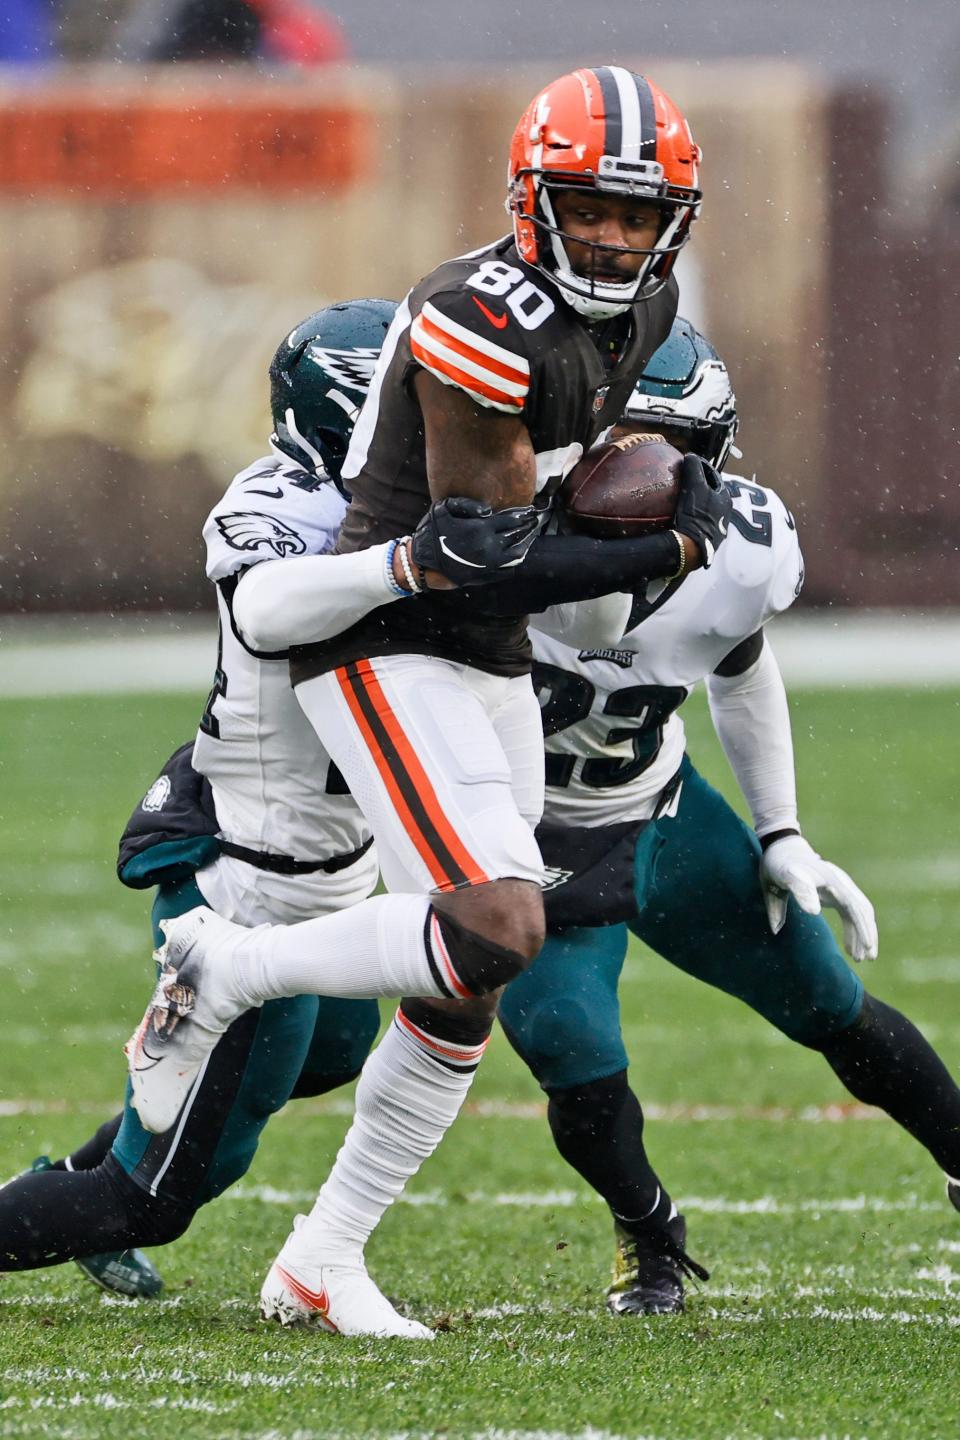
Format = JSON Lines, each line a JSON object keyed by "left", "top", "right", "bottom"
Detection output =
{"left": 472, "top": 296, "right": 509, "bottom": 329}
{"left": 275, "top": 1264, "right": 337, "bottom": 1328}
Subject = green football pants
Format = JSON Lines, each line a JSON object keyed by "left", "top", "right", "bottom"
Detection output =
{"left": 499, "top": 755, "right": 864, "bottom": 1090}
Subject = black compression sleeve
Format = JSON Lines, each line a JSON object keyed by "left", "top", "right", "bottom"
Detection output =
{"left": 813, "top": 992, "right": 960, "bottom": 1175}
{"left": 0, "top": 1155, "right": 192, "bottom": 1269}
{"left": 476, "top": 530, "right": 681, "bottom": 615}
{"left": 545, "top": 1073, "right": 668, "bottom": 1225}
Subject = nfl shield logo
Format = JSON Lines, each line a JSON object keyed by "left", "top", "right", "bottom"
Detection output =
{"left": 593, "top": 386, "right": 610, "bottom": 414}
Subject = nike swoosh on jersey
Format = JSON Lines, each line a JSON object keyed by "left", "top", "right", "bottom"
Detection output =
{"left": 245, "top": 486, "right": 284, "bottom": 499}
{"left": 472, "top": 296, "right": 509, "bottom": 329}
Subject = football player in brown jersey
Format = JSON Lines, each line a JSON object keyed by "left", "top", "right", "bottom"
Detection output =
{"left": 128, "top": 68, "right": 730, "bottom": 1335}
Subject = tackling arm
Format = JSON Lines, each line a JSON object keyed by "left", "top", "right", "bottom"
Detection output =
{"left": 232, "top": 454, "right": 727, "bottom": 650}
{"left": 231, "top": 545, "right": 406, "bottom": 652}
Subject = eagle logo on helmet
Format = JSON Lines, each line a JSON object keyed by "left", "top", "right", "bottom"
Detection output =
{"left": 215, "top": 512, "right": 308, "bottom": 559}
{"left": 304, "top": 346, "right": 380, "bottom": 393}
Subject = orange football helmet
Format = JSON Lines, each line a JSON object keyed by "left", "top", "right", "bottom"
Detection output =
{"left": 507, "top": 66, "right": 701, "bottom": 318}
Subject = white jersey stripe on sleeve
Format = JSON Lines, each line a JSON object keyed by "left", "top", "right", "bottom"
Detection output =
{"left": 411, "top": 321, "right": 528, "bottom": 399}
{"left": 410, "top": 309, "right": 529, "bottom": 412}
{"left": 411, "top": 333, "right": 526, "bottom": 412}
{"left": 420, "top": 301, "right": 530, "bottom": 378}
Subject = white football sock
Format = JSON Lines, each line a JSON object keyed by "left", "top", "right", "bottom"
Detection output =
{"left": 229, "top": 893, "right": 470, "bottom": 1004}
{"left": 278, "top": 1008, "right": 489, "bottom": 1263}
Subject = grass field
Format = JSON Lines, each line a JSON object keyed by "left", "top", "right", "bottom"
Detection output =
{"left": 1, "top": 684, "right": 959, "bottom": 1440}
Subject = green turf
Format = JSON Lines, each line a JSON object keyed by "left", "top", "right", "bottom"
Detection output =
{"left": 1, "top": 687, "right": 958, "bottom": 1439}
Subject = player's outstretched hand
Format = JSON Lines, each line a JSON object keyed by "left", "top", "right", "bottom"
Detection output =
{"left": 759, "top": 833, "right": 879, "bottom": 962}
{"left": 673, "top": 455, "right": 732, "bottom": 569}
{"left": 411, "top": 496, "right": 541, "bottom": 586}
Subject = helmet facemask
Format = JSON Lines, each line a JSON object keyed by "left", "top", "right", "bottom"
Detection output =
{"left": 271, "top": 395, "right": 357, "bottom": 499}
{"left": 510, "top": 166, "right": 699, "bottom": 321}
{"left": 625, "top": 410, "right": 739, "bottom": 472}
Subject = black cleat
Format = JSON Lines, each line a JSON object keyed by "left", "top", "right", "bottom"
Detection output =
{"left": 606, "top": 1212, "right": 709, "bottom": 1316}
{"left": 947, "top": 1175, "right": 960, "bottom": 1215}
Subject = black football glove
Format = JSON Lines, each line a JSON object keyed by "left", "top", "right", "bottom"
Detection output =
{"left": 411, "top": 496, "right": 542, "bottom": 587}
{"left": 673, "top": 454, "right": 733, "bottom": 569}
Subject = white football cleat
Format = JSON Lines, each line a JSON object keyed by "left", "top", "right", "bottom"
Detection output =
{"left": 260, "top": 1244, "right": 433, "bottom": 1339}
{"left": 125, "top": 906, "right": 260, "bottom": 1135}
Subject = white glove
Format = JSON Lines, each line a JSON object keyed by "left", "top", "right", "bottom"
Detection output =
{"left": 759, "top": 833, "right": 879, "bottom": 962}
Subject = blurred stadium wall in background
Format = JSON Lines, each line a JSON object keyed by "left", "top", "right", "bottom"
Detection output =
{"left": 0, "top": 29, "right": 956, "bottom": 613}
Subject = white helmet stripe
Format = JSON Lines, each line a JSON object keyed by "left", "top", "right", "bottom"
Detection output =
{"left": 609, "top": 65, "right": 642, "bottom": 161}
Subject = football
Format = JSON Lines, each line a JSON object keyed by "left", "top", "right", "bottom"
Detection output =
{"left": 560, "top": 432, "right": 683, "bottom": 538}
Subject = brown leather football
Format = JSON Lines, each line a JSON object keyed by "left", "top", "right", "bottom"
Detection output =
{"left": 560, "top": 433, "right": 683, "bottom": 538}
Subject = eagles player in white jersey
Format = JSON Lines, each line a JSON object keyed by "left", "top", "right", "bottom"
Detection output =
{"left": 498, "top": 319, "right": 960, "bottom": 1314}
{"left": 0, "top": 301, "right": 438, "bottom": 1338}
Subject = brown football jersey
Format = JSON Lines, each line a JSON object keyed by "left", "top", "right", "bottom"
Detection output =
{"left": 290, "top": 236, "right": 677, "bottom": 684}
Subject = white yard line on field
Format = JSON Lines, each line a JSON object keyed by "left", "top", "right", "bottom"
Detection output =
{"left": 377, "top": 1434, "right": 656, "bottom": 1440}
{"left": 218, "top": 1185, "right": 943, "bottom": 1215}
{"left": 3, "top": 610, "right": 960, "bottom": 697}
{"left": 2, "top": 1287, "right": 955, "bottom": 1317}
{"left": 0, "top": 1097, "right": 888, "bottom": 1123}
{"left": 900, "top": 955, "right": 960, "bottom": 981}
{"left": 4, "top": 1291, "right": 960, "bottom": 1351}
{"left": 0, "top": 1394, "right": 236, "bottom": 1415}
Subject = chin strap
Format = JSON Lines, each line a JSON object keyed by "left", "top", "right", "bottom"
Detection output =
{"left": 537, "top": 189, "right": 640, "bottom": 319}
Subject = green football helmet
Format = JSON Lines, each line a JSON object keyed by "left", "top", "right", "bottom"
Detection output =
{"left": 621, "top": 316, "right": 739, "bottom": 470}
{"left": 270, "top": 298, "right": 397, "bottom": 494}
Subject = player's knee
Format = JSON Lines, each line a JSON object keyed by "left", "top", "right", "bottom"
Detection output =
{"left": 107, "top": 1160, "right": 195, "bottom": 1247}
{"left": 431, "top": 905, "right": 537, "bottom": 994}
{"left": 474, "top": 890, "right": 544, "bottom": 962}
{"left": 769, "top": 958, "right": 865, "bottom": 1047}
{"left": 503, "top": 995, "right": 622, "bottom": 1088}
{"left": 434, "top": 881, "right": 545, "bottom": 986}
{"left": 800, "top": 985, "right": 871, "bottom": 1052}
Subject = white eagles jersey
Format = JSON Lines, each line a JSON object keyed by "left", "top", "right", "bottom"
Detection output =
{"left": 532, "top": 478, "right": 803, "bottom": 828}
{"left": 192, "top": 455, "right": 376, "bottom": 920}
